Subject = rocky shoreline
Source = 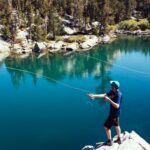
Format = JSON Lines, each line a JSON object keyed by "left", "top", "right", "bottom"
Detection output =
{"left": 0, "top": 30, "right": 116, "bottom": 61}
{"left": 83, "top": 131, "right": 150, "bottom": 150}
{"left": 0, "top": 29, "right": 150, "bottom": 61}
{"left": 116, "top": 30, "right": 150, "bottom": 36}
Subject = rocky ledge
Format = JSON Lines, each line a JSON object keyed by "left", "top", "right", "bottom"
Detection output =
{"left": 82, "top": 131, "right": 150, "bottom": 150}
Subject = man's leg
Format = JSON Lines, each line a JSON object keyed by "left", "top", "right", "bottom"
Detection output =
{"left": 115, "top": 126, "right": 121, "bottom": 138}
{"left": 115, "top": 126, "right": 122, "bottom": 144}
{"left": 104, "top": 126, "right": 112, "bottom": 140}
{"left": 104, "top": 116, "right": 113, "bottom": 146}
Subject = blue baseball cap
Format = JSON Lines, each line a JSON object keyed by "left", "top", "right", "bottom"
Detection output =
{"left": 110, "top": 80, "right": 120, "bottom": 89}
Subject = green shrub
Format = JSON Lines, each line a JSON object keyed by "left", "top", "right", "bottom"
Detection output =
{"left": 118, "top": 20, "right": 139, "bottom": 31}
{"left": 55, "top": 35, "right": 86, "bottom": 43}
{"left": 145, "top": 29, "right": 150, "bottom": 33}
{"left": 55, "top": 36, "right": 65, "bottom": 41}
{"left": 107, "top": 25, "right": 117, "bottom": 31}
{"left": 92, "top": 26, "right": 99, "bottom": 35}
{"left": 138, "top": 19, "right": 149, "bottom": 30}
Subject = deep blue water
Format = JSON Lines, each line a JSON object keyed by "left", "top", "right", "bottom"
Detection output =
{"left": 0, "top": 36, "right": 150, "bottom": 150}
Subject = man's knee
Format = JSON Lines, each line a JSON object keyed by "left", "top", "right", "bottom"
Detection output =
{"left": 115, "top": 126, "right": 121, "bottom": 129}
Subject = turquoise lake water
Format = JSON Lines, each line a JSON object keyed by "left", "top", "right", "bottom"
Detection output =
{"left": 0, "top": 36, "right": 150, "bottom": 150}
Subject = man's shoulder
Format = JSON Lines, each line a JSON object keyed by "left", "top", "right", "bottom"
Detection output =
{"left": 117, "top": 90, "right": 122, "bottom": 95}
{"left": 117, "top": 91, "right": 123, "bottom": 100}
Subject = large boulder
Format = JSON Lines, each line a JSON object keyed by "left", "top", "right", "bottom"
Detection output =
{"left": 64, "top": 26, "right": 78, "bottom": 35}
{"left": 66, "top": 42, "right": 79, "bottom": 51}
{"left": 0, "top": 39, "right": 10, "bottom": 61}
{"left": 102, "top": 35, "right": 110, "bottom": 43}
{"left": 80, "top": 36, "right": 98, "bottom": 49}
{"left": 0, "top": 39, "right": 10, "bottom": 53}
{"left": 16, "top": 30, "right": 28, "bottom": 40}
{"left": 0, "top": 52, "right": 9, "bottom": 61}
{"left": 32, "top": 42, "right": 46, "bottom": 53}
{"left": 49, "top": 41, "right": 64, "bottom": 49}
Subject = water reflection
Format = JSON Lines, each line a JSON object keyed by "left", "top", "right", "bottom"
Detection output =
{"left": 3, "top": 36, "right": 150, "bottom": 89}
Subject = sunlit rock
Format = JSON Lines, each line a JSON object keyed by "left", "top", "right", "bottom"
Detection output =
{"left": 80, "top": 36, "right": 98, "bottom": 49}
{"left": 0, "top": 39, "right": 10, "bottom": 52}
{"left": 102, "top": 35, "right": 110, "bottom": 43}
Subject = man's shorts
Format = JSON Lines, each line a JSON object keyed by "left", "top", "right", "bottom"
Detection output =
{"left": 104, "top": 115, "right": 119, "bottom": 129}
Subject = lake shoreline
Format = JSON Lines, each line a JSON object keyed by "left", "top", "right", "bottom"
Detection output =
{"left": 0, "top": 30, "right": 150, "bottom": 61}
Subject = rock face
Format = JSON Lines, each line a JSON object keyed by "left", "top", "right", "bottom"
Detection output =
{"left": 83, "top": 131, "right": 150, "bottom": 150}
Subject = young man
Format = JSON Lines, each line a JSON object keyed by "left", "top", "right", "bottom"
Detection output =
{"left": 88, "top": 81, "right": 122, "bottom": 146}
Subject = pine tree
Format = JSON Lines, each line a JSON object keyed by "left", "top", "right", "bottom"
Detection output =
{"left": 0, "top": 0, "right": 149, "bottom": 41}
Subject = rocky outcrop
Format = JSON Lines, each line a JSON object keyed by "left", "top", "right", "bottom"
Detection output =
{"left": 80, "top": 36, "right": 99, "bottom": 49}
{"left": 82, "top": 131, "right": 150, "bottom": 150}
{"left": 0, "top": 39, "right": 10, "bottom": 53}
{"left": 0, "top": 39, "right": 10, "bottom": 61}
{"left": 0, "top": 52, "right": 9, "bottom": 61}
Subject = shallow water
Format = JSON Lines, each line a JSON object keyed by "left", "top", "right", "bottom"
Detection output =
{"left": 0, "top": 36, "right": 150, "bottom": 150}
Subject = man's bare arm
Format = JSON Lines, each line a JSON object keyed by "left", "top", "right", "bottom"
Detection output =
{"left": 104, "top": 96, "right": 119, "bottom": 109}
{"left": 88, "top": 93, "right": 107, "bottom": 100}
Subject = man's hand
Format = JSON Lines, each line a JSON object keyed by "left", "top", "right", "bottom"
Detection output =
{"left": 88, "top": 94, "right": 95, "bottom": 100}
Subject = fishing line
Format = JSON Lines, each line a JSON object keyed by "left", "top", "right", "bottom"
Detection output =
{"left": 3, "top": 66, "right": 92, "bottom": 94}
{"left": 78, "top": 53, "right": 150, "bottom": 75}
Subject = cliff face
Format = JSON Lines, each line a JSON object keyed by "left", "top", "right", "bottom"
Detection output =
{"left": 83, "top": 131, "right": 150, "bottom": 150}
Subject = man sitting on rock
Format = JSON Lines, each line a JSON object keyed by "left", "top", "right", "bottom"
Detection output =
{"left": 88, "top": 81, "right": 122, "bottom": 146}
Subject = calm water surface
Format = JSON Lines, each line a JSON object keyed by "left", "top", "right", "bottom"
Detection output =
{"left": 0, "top": 36, "right": 150, "bottom": 150}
